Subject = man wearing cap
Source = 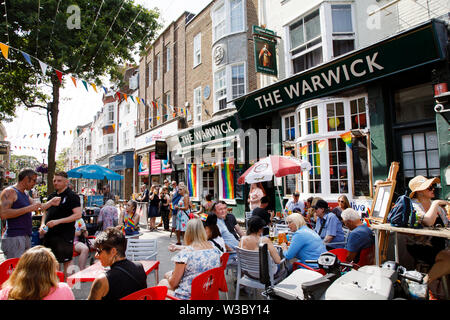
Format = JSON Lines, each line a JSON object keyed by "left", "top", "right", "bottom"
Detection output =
{"left": 285, "top": 192, "right": 305, "bottom": 215}
{"left": 407, "top": 175, "right": 449, "bottom": 268}
{"left": 314, "top": 199, "right": 346, "bottom": 250}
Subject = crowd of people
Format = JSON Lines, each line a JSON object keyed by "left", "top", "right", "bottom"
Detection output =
{"left": 0, "top": 169, "right": 448, "bottom": 300}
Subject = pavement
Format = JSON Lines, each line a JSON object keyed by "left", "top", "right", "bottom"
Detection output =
{"left": 0, "top": 217, "right": 260, "bottom": 300}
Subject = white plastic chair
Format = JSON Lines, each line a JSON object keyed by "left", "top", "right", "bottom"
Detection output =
{"left": 235, "top": 246, "right": 285, "bottom": 300}
{"left": 126, "top": 238, "right": 158, "bottom": 261}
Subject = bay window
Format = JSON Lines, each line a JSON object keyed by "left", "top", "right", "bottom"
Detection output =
{"left": 212, "top": 0, "right": 245, "bottom": 42}
{"left": 214, "top": 68, "right": 227, "bottom": 111}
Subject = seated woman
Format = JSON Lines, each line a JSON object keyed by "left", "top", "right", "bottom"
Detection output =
{"left": 281, "top": 213, "right": 327, "bottom": 269}
{"left": 239, "top": 216, "right": 284, "bottom": 277}
{"left": 0, "top": 246, "right": 74, "bottom": 300}
{"left": 87, "top": 227, "right": 147, "bottom": 300}
{"left": 73, "top": 218, "right": 95, "bottom": 270}
{"left": 118, "top": 200, "right": 140, "bottom": 236}
{"left": 97, "top": 199, "right": 119, "bottom": 232}
{"left": 159, "top": 218, "right": 221, "bottom": 300}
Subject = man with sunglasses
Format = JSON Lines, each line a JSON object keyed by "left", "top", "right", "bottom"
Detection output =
{"left": 0, "top": 169, "right": 60, "bottom": 259}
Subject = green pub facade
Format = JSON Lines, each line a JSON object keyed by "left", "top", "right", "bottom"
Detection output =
{"left": 234, "top": 20, "right": 449, "bottom": 212}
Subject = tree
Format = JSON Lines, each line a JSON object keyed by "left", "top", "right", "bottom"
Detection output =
{"left": 10, "top": 154, "right": 40, "bottom": 176}
{"left": 0, "top": 0, "right": 161, "bottom": 193}
{"left": 55, "top": 147, "right": 69, "bottom": 172}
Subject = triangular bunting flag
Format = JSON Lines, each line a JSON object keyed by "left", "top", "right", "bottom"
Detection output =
{"left": 123, "top": 93, "right": 127, "bottom": 102}
{"left": 81, "top": 80, "right": 89, "bottom": 92}
{"left": 116, "top": 92, "right": 121, "bottom": 100}
{"left": 71, "top": 77, "right": 77, "bottom": 87}
{"left": 63, "top": 131, "right": 66, "bottom": 135}
{"left": 55, "top": 70, "right": 63, "bottom": 83}
{"left": 44, "top": 133, "right": 47, "bottom": 138}
{"left": 39, "top": 60, "right": 48, "bottom": 75}
{"left": 36, "top": 134, "right": 40, "bottom": 138}
{"left": 0, "top": 43, "right": 9, "bottom": 59}
{"left": 130, "top": 96, "right": 135, "bottom": 103}
{"left": 91, "top": 83, "right": 98, "bottom": 93}
{"left": 142, "top": 99, "right": 146, "bottom": 106}
{"left": 102, "top": 86, "right": 108, "bottom": 94}
{"left": 69, "top": 130, "right": 72, "bottom": 135}
{"left": 317, "top": 140, "right": 327, "bottom": 151}
{"left": 21, "top": 51, "right": 32, "bottom": 66}
{"left": 136, "top": 97, "right": 140, "bottom": 105}
{"left": 152, "top": 101, "right": 156, "bottom": 108}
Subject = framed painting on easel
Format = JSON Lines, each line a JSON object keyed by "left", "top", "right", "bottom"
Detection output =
{"left": 370, "top": 181, "right": 396, "bottom": 224}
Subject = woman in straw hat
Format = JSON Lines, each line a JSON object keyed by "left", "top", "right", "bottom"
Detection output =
{"left": 406, "top": 175, "right": 449, "bottom": 268}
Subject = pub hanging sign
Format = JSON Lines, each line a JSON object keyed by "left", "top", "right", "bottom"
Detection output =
{"left": 253, "top": 25, "right": 278, "bottom": 77}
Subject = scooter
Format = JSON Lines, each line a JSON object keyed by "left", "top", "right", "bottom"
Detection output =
{"left": 261, "top": 245, "right": 427, "bottom": 300}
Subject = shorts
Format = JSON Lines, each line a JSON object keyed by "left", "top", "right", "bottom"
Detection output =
{"left": 43, "top": 235, "right": 73, "bottom": 263}
{"left": 1, "top": 235, "right": 31, "bottom": 259}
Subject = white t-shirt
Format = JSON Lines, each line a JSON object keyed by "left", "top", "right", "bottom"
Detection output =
{"left": 209, "top": 236, "right": 226, "bottom": 253}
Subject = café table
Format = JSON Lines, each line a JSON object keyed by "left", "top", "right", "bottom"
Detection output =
{"left": 67, "top": 260, "right": 160, "bottom": 288}
{"left": 371, "top": 223, "right": 450, "bottom": 266}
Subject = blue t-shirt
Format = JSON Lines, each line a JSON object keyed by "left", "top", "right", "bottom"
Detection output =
{"left": 345, "top": 225, "right": 374, "bottom": 255}
{"left": 217, "top": 218, "right": 239, "bottom": 250}
{"left": 284, "top": 226, "right": 327, "bottom": 268}
{"left": 315, "top": 212, "right": 345, "bottom": 249}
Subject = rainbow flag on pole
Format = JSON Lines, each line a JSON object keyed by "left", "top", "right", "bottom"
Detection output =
{"left": 300, "top": 145, "right": 308, "bottom": 158}
{"left": 340, "top": 131, "right": 352, "bottom": 148}
{"left": 221, "top": 162, "right": 235, "bottom": 199}
{"left": 187, "top": 164, "right": 198, "bottom": 197}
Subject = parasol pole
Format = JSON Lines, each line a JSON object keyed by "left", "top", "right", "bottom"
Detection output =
{"left": 275, "top": 180, "right": 287, "bottom": 222}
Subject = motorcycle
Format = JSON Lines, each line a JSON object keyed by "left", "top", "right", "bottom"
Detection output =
{"left": 260, "top": 245, "right": 427, "bottom": 300}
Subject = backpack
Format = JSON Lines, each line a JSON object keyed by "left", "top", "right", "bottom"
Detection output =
{"left": 387, "top": 192, "right": 421, "bottom": 228}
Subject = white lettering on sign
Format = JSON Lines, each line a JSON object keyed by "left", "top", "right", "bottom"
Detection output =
{"left": 179, "top": 121, "right": 235, "bottom": 145}
{"left": 253, "top": 52, "right": 384, "bottom": 109}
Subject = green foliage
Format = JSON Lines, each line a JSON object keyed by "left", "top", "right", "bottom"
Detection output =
{"left": 10, "top": 154, "right": 40, "bottom": 175}
{"left": 35, "top": 183, "right": 47, "bottom": 199}
{"left": 55, "top": 147, "right": 69, "bottom": 172}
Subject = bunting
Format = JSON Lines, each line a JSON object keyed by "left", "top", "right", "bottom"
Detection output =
{"left": 300, "top": 145, "right": 308, "bottom": 158}
{"left": 0, "top": 43, "right": 8, "bottom": 59}
{"left": 317, "top": 140, "right": 327, "bottom": 151}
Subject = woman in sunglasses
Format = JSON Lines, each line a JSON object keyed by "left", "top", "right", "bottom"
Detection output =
{"left": 87, "top": 227, "right": 147, "bottom": 300}
{"left": 407, "top": 175, "right": 449, "bottom": 268}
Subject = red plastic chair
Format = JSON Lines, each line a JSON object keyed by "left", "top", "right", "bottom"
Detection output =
{"left": 356, "top": 245, "right": 375, "bottom": 267}
{"left": 328, "top": 248, "right": 349, "bottom": 263}
{"left": 219, "top": 253, "right": 229, "bottom": 299}
{"left": 120, "top": 286, "right": 168, "bottom": 300}
{"left": 0, "top": 258, "right": 20, "bottom": 287}
{"left": 292, "top": 262, "right": 326, "bottom": 275}
{"left": 56, "top": 271, "right": 65, "bottom": 282}
{"left": 167, "top": 267, "right": 223, "bottom": 300}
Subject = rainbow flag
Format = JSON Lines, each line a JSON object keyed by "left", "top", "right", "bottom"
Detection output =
{"left": 221, "top": 162, "right": 235, "bottom": 199}
{"left": 300, "top": 145, "right": 308, "bottom": 158}
{"left": 340, "top": 131, "right": 352, "bottom": 148}
{"left": 126, "top": 218, "right": 136, "bottom": 229}
{"left": 317, "top": 139, "right": 327, "bottom": 151}
{"left": 187, "top": 164, "right": 198, "bottom": 197}
{"left": 200, "top": 213, "right": 208, "bottom": 222}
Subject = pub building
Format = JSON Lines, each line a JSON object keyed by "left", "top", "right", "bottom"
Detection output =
{"left": 172, "top": 112, "right": 247, "bottom": 216}
{"left": 233, "top": 19, "right": 449, "bottom": 213}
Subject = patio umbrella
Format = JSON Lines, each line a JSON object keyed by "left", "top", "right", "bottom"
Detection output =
{"left": 67, "top": 164, "right": 124, "bottom": 180}
{"left": 237, "top": 155, "right": 311, "bottom": 218}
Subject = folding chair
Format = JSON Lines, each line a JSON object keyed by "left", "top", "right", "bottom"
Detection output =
{"left": 126, "top": 238, "right": 158, "bottom": 261}
{"left": 0, "top": 258, "right": 19, "bottom": 287}
{"left": 167, "top": 267, "right": 223, "bottom": 300}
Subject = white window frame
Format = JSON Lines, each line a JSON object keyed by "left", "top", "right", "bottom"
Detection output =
{"left": 230, "top": 62, "right": 246, "bottom": 100}
{"left": 194, "top": 86, "right": 202, "bottom": 125}
{"left": 156, "top": 54, "right": 161, "bottom": 80}
{"left": 212, "top": 0, "right": 245, "bottom": 43}
{"left": 213, "top": 4, "right": 226, "bottom": 41}
{"left": 123, "top": 130, "right": 130, "bottom": 148}
{"left": 328, "top": 3, "right": 356, "bottom": 59}
{"left": 214, "top": 67, "right": 227, "bottom": 112}
{"left": 165, "top": 45, "right": 171, "bottom": 73}
{"left": 193, "top": 33, "right": 202, "bottom": 67}
{"left": 282, "top": 113, "right": 296, "bottom": 141}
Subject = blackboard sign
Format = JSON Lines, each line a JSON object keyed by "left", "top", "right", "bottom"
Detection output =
{"left": 155, "top": 140, "right": 167, "bottom": 160}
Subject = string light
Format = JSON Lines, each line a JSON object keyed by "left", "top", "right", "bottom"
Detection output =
{"left": 2, "top": 1, "right": 9, "bottom": 45}
{"left": 35, "top": 0, "right": 42, "bottom": 56}
{"left": 45, "top": 0, "right": 62, "bottom": 55}
{"left": 74, "top": 0, "right": 105, "bottom": 73}
{"left": 114, "top": 7, "right": 143, "bottom": 49}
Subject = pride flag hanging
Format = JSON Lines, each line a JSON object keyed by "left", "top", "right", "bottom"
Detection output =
{"left": 300, "top": 145, "right": 308, "bottom": 158}
{"left": 340, "top": 132, "right": 352, "bottom": 148}
{"left": 317, "top": 139, "right": 327, "bottom": 151}
{"left": 187, "top": 164, "right": 198, "bottom": 198}
{"left": 221, "top": 162, "right": 235, "bottom": 200}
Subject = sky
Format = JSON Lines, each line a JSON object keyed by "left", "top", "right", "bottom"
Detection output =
{"left": 4, "top": 0, "right": 212, "bottom": 161}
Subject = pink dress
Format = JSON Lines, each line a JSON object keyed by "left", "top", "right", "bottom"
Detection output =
{"left": 0, "top": 282, "right": 75, "bottom": 300}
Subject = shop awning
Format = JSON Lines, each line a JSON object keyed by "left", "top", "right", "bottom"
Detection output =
{"left": 232, "top": 20, "right": 447, "bottom": 121}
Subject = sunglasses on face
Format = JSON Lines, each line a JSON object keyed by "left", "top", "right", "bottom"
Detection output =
{"left": 427, "top": 185, "right": 435, "bottom": 191}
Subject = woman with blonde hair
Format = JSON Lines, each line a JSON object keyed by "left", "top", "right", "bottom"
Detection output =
{"left": 159, "top": 218, "right": 221, "bottom": 300}
{"left": 0, "top": 246, "right": 74, "bottom": 300}
{"left": 174, "top": 184, "right": 191, "bottom": 245}
{"left": 281, "top": 213, "right": 326, "bottom": 269}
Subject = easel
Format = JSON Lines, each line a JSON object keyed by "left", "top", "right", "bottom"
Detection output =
{"left": 370, "top": 162, "right": 399, "bottom": 264}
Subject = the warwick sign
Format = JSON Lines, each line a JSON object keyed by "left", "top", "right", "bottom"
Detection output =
{"left": 234, "top": 21, "right": 447, "bottom": 120}
{"left": 178, "top": 116, "right": 238, "bottom": 148}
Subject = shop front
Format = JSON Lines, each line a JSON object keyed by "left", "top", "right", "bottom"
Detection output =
{"left": 233, "top": 20, "right": 449, "bottom": 213}
{"left": 175, "top": 113, "right": 246, "bottom": 219}
{"left": 134, "top": 120, "right": 179, "bottom": 192}
{"left": 109, "top": 151, "right": 134, "bottom": 200}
